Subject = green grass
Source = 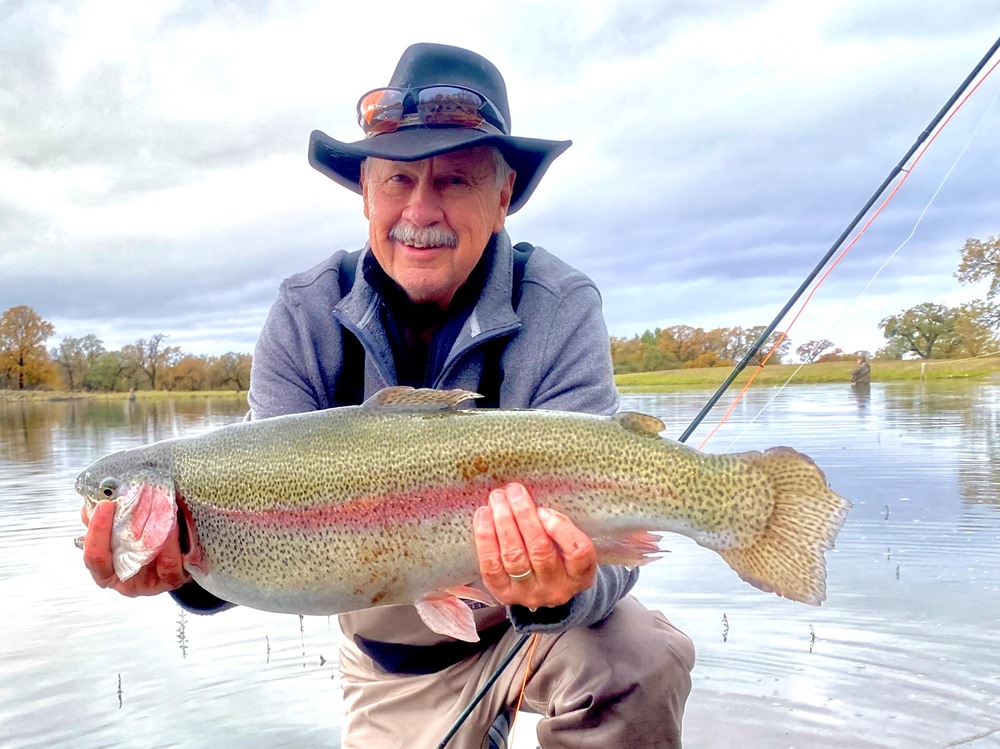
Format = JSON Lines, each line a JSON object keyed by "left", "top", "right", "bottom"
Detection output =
{"left": 6, "top": 356, "right": 1000, "bottom": 401}
{"left": 615, "top": 356, "right": 1000, "bottom": 391}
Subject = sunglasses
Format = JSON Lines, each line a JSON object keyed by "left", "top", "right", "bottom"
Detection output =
{"left": 356, "top": 85, "right": 509, "bottom": 136}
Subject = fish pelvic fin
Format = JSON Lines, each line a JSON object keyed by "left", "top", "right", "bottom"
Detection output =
{"left": 716, "top": 447, "right": 851, "bottom": 606}
{"left": 414, "top": 590, "right": 482, "bottom": 642}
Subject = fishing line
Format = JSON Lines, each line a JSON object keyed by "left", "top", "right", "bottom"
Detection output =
{"left": 717, "top": 75, "right": 1000, "bottom": 452}
{"left": 678, "top": 35, "right": 1000, "bottom": 448}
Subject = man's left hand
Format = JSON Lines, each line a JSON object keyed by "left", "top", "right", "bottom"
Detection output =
{"left": 473, "top": 482, "right": 597, "bottom": 610}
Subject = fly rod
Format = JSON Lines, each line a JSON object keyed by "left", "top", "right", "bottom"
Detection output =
{"left": 678, "top": 34, "right": 1000, "bottom": 444}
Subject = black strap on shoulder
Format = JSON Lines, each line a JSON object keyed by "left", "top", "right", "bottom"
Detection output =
{"left": 476, "top": 241, "right": 534, "bottom": 408}
{"left": 334, "top": 249, "right": 366, "bottom": 406}
{"left": 333, "top": 243, "right": 534, "bottom": 408}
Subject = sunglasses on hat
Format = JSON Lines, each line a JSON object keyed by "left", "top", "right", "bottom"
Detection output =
{"left": 357, "top": 85, "right": 509, "bottom": 137}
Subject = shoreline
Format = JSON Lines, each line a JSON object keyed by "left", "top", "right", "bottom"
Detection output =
{"left": 4, "top": 357, "right": 999, "bottom": 402}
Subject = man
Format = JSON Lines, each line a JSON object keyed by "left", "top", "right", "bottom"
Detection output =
{"left": 851, "top": 354, "right": 871, "bottom": 386}
{"left": 81, "top": 43, "right": 695, "bottom": 748}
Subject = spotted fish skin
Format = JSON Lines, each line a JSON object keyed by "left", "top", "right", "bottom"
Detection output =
{"left": 75, "top": 387, "right": 850, "bottom": 621}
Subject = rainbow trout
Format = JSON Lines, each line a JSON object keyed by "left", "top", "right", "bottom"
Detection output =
{"left": 75, "top": 387, "right": 850, "bottom": 642}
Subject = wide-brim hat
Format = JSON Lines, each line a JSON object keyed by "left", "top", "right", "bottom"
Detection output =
{"left": 308, "top": 43, "right": 571, "bottom": 214}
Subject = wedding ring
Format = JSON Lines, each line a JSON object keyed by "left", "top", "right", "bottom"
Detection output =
{"left": 508, "top": 568, "right": 534, "bottom": 580}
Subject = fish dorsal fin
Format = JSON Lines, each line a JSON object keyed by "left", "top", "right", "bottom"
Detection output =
{"left": 362, "top": 387, "right": 482, "bottom": 413}
{"left": 613, "top": 411, "right": 666, "bottom": 435}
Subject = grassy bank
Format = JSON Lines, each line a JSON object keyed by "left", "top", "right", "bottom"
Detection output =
{"left": 615, "top": 356, "right": 1000, "bottom": 391}
{"left": 5, "top": 357, "right": 999, "bottom": 401}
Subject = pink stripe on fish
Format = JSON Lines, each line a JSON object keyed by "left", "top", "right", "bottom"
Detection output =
{"left": 186, "top": 476, "right": 597, "bottom": 532}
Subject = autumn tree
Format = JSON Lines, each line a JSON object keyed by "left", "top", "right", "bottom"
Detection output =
{"left": 0, "top": 305, "right": 56, "bottom": 390}
{"left": 122, "top": 334, "right": 180, "bottom": 390}
{"left": 208, "top": 352, "right": 253, "bottom": 391}
{"left": 164, "top": 354, "right": 209, "bottom": 391}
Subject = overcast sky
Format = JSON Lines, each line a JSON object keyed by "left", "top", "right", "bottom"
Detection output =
{"left": 2, "top": 0, "right": 999, "bottom": 361}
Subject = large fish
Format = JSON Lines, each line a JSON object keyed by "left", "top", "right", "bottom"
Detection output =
{"left": 76, "top": 387, "right": 850, "bottom": 642}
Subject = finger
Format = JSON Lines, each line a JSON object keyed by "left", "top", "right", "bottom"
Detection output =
{"left": 82, "top": 500, "right": 119, "bottom": 586}
{"left": 473, "top": 506, "right": 507, "bottom": 581}
{"left": 503, "top": 484, "right": 560, "bottom": 575}
{"left": 489, "top": 489, "right": 533, "bottom": 576}
{"left": 537, "top": 507, "right": 598, "bottom": 583}
{"left": 154, "top": 525, "right": 190, "bottom": 590}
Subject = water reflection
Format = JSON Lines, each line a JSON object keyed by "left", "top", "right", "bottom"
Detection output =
{"left": 1, "top": 388, "right": 999, "bottom": 749}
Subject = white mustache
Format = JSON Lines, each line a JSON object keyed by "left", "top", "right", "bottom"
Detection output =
{"left": 389, "top": 223, "right": 459, "bottom": 249}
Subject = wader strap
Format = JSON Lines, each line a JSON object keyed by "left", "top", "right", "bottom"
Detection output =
{"left": 353, "top": 620, "right": 513, "bottom": 675}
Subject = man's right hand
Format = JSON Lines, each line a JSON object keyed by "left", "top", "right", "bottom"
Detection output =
{"left": 81, "top": 500, "right": 190, "bottom": 597}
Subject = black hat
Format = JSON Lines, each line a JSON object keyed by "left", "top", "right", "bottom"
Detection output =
{"left": 308, "top": 43, "right": 571, "bottom": 214}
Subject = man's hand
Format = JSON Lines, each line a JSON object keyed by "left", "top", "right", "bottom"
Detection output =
{"left": 81, "top": 500, "right": 190, "bottom": 597}
{"left": 473, "top": 482, "right": 597, "bottom": 610}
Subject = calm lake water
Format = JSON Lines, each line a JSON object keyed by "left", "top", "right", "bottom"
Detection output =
{"left": 1, "top": 384, "right": 998, "bottom": 748}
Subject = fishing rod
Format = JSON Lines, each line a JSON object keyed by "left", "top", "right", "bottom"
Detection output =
{"left": 678, "top": 34, "right": 1000, "bottom": 444}
{"left": 438, "top": 34, "right": 1000, "bottom": 748}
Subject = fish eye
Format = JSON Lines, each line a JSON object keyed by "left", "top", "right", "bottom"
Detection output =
{"left": 99, "top": 478, "right": 119, "bottom": 499}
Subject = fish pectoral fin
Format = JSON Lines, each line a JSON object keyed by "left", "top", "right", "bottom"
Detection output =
{"left": 594, "top": 531, "right": 665, "bottom": 567}
{"left": 112, "top": 478, "right": 177, "bottom": 582}
{"left": 414, "top": 591, "right": 481, "bottom": 643}
{"left": 363, "top": 386, "right": 482, "bottom": 413}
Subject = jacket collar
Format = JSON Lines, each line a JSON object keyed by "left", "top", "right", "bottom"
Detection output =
{"left": 336, "top": 228, "right": 522, "bottom": 346}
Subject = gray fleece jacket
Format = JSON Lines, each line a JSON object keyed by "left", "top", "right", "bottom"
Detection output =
{"left": 174, "top": 229, "right": 637, "bottom": 642}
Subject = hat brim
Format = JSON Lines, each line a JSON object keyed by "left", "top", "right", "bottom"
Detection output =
{"left": 308, "top": 127, "right": 571, "bottom": 214}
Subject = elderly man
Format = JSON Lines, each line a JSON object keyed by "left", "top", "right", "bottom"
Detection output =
{"left": 81, "top": 43, "right": 695, "bottom": 748}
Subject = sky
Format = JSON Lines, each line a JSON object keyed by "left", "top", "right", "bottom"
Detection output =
{"left": 2, "top": 0, "right": 999, "bottom": 361}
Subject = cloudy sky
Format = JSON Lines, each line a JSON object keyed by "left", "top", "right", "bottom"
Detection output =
{"left": 2, "top": 0, "right": 999, "bottom": 360}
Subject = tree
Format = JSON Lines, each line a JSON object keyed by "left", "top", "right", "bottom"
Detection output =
{"left": 0, "top": 305, "right": 56, "bottom": 390}
{"left": 51, "top": 334, "right": 106, "bottom": 391}
{"left": 164, "top": 355, "right": 209, "bottom": 391}
{"left": 122, "top": 334, "right": 180, "bottom": 390}
{"left": 879, "top": 302, "right": 957, "bottom": 359}
{"left": 743, "top": 326, "right": 791, "bottom": 365}
{"left": 956, "top": 235, "right": 1000, "bottom": 303}
{"left": 796, "top": 339, "right": 836, "bottom": 363}
{"left": 208, "top": 352, "right": 253, "bottom": 391}
{"left": 85, "top": 351, "right": 129, "bottom": 392}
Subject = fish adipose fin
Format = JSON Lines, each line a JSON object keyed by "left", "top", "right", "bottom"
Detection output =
{"left": 363, "top": 387, "right": 481, "bottom": 412}
{"left": 414, "top": 587, "right": 492, "bottom": 642}
{"left": 111, "top": 477, "right": 177, "bottom": 581}
{"left": 717, "top": 447, "right": 851, "bottom": 606}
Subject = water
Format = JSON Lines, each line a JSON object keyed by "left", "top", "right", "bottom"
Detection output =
{"left": 0, "top": 385, "right": 998, "bottom": 748}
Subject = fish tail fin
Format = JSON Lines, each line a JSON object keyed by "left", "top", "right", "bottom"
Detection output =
{"left": 716, "top": 447, "right": 851, "bottom": 606}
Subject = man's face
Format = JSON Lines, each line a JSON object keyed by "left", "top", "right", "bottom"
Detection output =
{"left": 361, "top": 147, "right": 515, "bottom": 309}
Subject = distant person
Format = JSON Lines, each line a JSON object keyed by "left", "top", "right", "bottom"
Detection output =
{"left": 80, "top": 43, "right": 695, "bottom": 748}
{"left": 851, "top": 355, "right": 871, "bottom": 386}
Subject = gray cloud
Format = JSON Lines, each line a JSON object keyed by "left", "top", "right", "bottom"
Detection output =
{"left": 2, "top": 1, "right": 998, "bottom": 359}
